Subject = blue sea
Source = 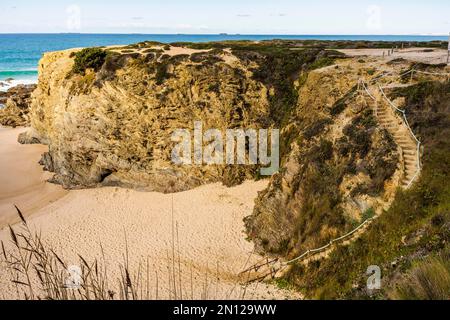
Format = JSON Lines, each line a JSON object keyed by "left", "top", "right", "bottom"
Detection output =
{"left": 0, "top": 33, "right": 448, "bottom": 87}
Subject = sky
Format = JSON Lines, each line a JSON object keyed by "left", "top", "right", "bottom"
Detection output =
{"left": 0, "top": 0, "right": 449, "bottom": 35}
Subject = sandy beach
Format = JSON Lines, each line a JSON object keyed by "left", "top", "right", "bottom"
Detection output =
{"left": 0, "top": 127, "right": 299, "bottom": 300}
{"left": 0, "top": 127, "right": 67, "bottom": 227}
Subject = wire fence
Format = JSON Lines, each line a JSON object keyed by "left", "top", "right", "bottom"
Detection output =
{"left": 283, "top": 218, "right": 374, "bottom": 265}
{"left": 362, "top": 77, "right": 422, "bottom": 188}
{"left": 239, "top": 217, "right": 375, "bottom": 283}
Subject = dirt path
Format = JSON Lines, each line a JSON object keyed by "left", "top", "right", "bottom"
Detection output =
{"left": 338, "top": 48, "right": 449, "bottom": 65}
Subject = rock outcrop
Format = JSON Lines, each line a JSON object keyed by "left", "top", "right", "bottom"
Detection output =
{"left": 29, "top": 47, "right": 273, "bottom": 192}
{"left": 0, "top": 84, "right": 37, "bottom": 127}
{"left": 27, "top": 42, "right": 346, "bottom": 192}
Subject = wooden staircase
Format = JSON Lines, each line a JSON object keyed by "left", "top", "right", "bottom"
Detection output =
{"left": 372, "top": 87, "right": 420, "bottom": 189}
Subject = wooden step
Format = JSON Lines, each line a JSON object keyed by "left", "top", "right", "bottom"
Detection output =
{"left": 404, "top": 176, "right": 417, "bottom": 183}
{"left": 397, "top": 137, "right": 414, "bottom": 141}
{"left": 397, "top": 142, "right": 416, "bottom": 148}
{"left": 385, "top": 125, "right": 400, "bottom": 131}
{"left": 402, "top": 177, "right": 414, "bottom": 185}
{"left": 405, "top": 161, "right": 417, "bottom": 166}
{"left": 405, "top": 158, "right": 418, "bottom": 164}
{"left": 394, "top": 137, "right": 415, "bottom": 143}
{"left": 400, "top": 146, "right": 418, "bottom": 152}
{"left": 397, "top": 138, "right": 415, "bottom": 143}
{"left": 396, "top": 138, "right": 415, "bottom": 144}
{"left": 405, "top": 169, "right": 418, "bottom": 176}
{"left": 405, "top": 161, "right": 418, "bottom": 167}
{"left": 403, "top": 149, "right": 416, "bottom": 155}
{"left": 404, "top": 154, "right": 417, "bottom": 161}
{"left": 382, "top": 124, "right": 397, "bottom": 129}
{"left": 404, "top": 160, "right": 418, "bottom": 165}
{"left": 384, "top": 123, "right": 398, "bottom": 127}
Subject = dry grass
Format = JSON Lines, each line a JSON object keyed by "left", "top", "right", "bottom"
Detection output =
{"left": 389, "top": 250, "right": 450, "bottom": 300}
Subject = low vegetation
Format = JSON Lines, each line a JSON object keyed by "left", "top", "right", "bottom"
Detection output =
{"left": 71, "top": 48, "right": 107, "bottom": 75}
{"left": 285, "top": 80, "right": 450, "bottom": 299}
{"left": 388, "top": 250, "right": 450, "bottom": 300}
{"left": 171, "top": 39, "right": 447, "bottom": 50}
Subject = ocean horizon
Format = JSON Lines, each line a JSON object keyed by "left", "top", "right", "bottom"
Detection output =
{"left": 0, "top": 33, "right": 448, "bottom": 87}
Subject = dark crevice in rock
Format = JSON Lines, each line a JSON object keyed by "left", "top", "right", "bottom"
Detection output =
{"left": 39, "top": 152, "right": 54, "bottom": 172}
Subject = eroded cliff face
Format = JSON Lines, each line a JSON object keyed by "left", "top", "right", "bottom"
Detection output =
{"left": 0, "top": 84, "right": 37, "bottom": 127}
{"left": 245, "top": 60, "right": 400, "bottom": 255}
{"left": 26, "top": 42, "right": 344, "bottom": 193}
{"left": 28, "top": 47, "right": 271, "bottom": 192}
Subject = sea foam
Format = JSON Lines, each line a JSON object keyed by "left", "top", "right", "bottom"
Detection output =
{"left": 0, "top": 79, "right": 38, "bottom": 92}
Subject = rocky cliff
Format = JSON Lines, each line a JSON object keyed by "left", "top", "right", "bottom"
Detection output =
{"left": 24, "top": 42, "right": 343, "bottom": 192}
{"left": 26, "top": 46, "right": 273, "bottom": 192}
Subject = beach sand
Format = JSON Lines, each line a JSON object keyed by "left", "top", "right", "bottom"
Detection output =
{"left": 0, "top": 127, "right": 67, "bottom": 227}
{"left": 0, "top": 128, "right": 299, "bottom": 300}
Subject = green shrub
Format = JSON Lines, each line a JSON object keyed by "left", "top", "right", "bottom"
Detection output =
{"left": 95, "top": 52, "right": 131, "bottom": 83}
{"left": 361, "top": 208, "right": 375, "bottom": 222}
{"left": 308, "top": 57, "right": 335, "bottom": 70}
{"left": 72, "top": 48, "right": 107, "bottom": 75}
{"left": 303, "top": 118, "right": 332, "bottom": 139}
{"left": 367, "top": 68, "right": 376, "bottom": 76}
{"left": 207, "top": 82, "right": 220, "bottom": 93}
{"left": 342, "top": 109, "right": 375, "bottom": 158}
